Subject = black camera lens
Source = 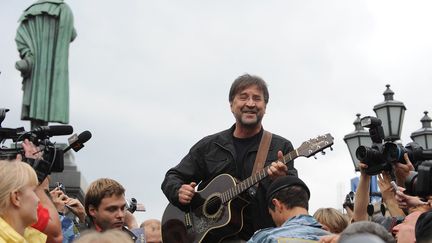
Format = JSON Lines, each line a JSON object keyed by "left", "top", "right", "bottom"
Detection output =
{"left": 356, "top": 145, "right": 390, "bottom": 175}
{"left": 355, "top": 146, "right": 368, "bottom": 161}
{"left": 356, "top": 146, "right": 382, "bottom": 164}
{"left": 383, "top": 142, "right": 405, "bottom": 163}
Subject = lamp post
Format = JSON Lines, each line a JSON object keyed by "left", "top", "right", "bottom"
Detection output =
{"left": 411, "top": 111, "right": 432, "bottom": 149}
{"left": 344, "top": 113, "right": 372, "bottom": 171}
{"left": 373, "top": 84, "right": 406, "bottom": 141}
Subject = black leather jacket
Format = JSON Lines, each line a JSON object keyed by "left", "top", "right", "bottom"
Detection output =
{"left": 161, "top": 125, "right": 297, "bottom": 239}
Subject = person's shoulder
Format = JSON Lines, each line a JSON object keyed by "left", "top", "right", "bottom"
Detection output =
{"left": 194, "top": 128, "right": 232, "bottom": 145}
{"left": 270, "top": 132, "right": 290, "bottom": 142}
{"left": 248, "top": 227, "right": 275, "bottom": 242}
{"left": 24, "top": 227, "right": 47, "bottom": 243}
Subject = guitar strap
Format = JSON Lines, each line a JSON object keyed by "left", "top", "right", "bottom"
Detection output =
{"left": 251, "top": 130, "right": 272, "bottom": 182}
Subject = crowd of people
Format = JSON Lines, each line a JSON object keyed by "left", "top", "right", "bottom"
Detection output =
{"left": 0, "top": 140, "right": 162, "bottom": 243}
{"left": 1, "top": 74, "right": 431, "bottom": 243}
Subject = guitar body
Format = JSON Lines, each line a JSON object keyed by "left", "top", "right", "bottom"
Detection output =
{"left": 162, "top": 174, "right": 250, "bottom": 243}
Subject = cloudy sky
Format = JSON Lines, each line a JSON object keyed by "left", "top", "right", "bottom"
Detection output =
{"left": 1, "top": 0, "right": 432, "bottom": 224}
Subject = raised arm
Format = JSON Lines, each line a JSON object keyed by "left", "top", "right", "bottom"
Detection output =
{"left": 352, "top": 162, "right": 370, "bottom": 222}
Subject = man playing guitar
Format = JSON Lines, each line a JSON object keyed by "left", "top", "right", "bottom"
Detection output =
{"left": 161, "top": 74, "right": 297, "bottom": 242}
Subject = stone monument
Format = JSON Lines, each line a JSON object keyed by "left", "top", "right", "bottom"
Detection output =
{"left": 15, "top": 0, "right": 76, "bottom": 129}
{"left": 15, "top": 0, "right": 86, "bottom": 201}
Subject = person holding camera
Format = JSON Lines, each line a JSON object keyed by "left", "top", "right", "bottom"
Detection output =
{"left": 50, "top": 185, "right": 86, "bottom": 242}
{"left": 82, "top": 178, "right": 145, "bottom": 243}
{"left": 0, "top": 159, "right": 46, "bottom": 242}
{"left": 392, "top": 154, "right": 432, "bottom": 214}
{"left": 50, "top": 186, "right": 86, "bottom": 223}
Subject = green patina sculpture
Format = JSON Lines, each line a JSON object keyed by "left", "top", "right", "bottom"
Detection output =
{"left": 15, "top": 0, "right": 76, "bottom": 128}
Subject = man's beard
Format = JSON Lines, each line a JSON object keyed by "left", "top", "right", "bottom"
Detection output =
{"left": 238, "top": 112, "right": 263, "bottom": 127}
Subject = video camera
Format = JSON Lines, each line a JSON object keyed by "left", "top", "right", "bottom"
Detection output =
{"left": 404, "top": 160, "right": 432, "bottom": 197}
{"left": 342, "top": 191, "right": 354, "bottom": 210}
{"left": 126, "top": 198, "right": 146, "bottom": 214}
{"left": 0, "top": 108, "right": 72, "bottom": 182}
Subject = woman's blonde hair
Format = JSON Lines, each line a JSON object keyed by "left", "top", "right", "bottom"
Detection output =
{"left": 0, "top": 159, "right": 38, "bottom": 212}
{"left": 74, "top": 230, "right": 134, "bottom": 243}
{"left": 313, "top": 207, "right": 349, "bottom": 234}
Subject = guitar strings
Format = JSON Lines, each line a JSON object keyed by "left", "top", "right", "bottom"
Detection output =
{"left": 204, "top": 169, "right": 269, "bottom": 210}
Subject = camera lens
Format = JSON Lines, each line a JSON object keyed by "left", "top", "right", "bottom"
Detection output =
{"left": 355, "top": 146, "right": 368, "bottom": 161}
{"left": 383, "top": 142, "right": 404, "bottom": 162}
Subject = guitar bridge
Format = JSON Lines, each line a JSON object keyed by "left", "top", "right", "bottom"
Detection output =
{"left": 184, "top": 212, "right": 193, "bottom": 229}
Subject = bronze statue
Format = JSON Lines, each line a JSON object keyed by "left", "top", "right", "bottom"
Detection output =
{"left": 15, "top": 0, "right": 76, "bottom": 129}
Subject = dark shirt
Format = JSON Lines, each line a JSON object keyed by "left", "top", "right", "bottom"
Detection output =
{"left": 233, "top": 129, "right": 262, "bottom": 180}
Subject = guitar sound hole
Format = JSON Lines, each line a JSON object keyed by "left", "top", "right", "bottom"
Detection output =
{"left": 203, "top": 195, "right": 222, "bottom": 218}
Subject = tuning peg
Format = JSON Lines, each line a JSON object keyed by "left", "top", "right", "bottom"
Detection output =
{"left": 321, "top": 151, "right": 326, "bottom": 155}
{"left": 314, "top": 156, "right": 317, "bottom": 159}
{"left": 330, "top": 147, "right": 333, "bottom": 151}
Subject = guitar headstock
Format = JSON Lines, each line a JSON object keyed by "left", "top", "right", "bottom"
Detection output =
{"left": 297, "top": 133, "right": 334, "bottom": 158}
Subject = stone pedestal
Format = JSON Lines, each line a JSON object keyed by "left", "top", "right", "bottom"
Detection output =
{"left": 49, "top": 146, "right": 87, "bottom": 203}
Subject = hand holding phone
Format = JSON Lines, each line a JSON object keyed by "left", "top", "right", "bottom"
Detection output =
{"left": 390, "top": 181, "right": 399, "bottom": 192}
{"left": 55, "top": 182, "right": 66, "bottom": 193}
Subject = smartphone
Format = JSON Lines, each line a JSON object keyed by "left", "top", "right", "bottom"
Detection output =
{"left": 390, "top": 181, "right": 399, "bottom": 192}
{"left": 56, "top": 182, "right": 66, "bottom": 193}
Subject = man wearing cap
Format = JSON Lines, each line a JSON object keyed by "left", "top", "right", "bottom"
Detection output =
{"left": 247, "top": 176, "right": 330, "bottom": 242}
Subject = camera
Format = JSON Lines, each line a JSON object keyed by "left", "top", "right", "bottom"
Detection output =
{"left": 404, "top": 160, "right": 432, "bottom": 197}
{"left": 126, "top": 198, "right": 146, "bottom": 214}
{"left": 0, "top": 108, "right": 72, "bottom": 182}
{"left": 383, "top": 142, "right": 432, "bottom": 169}
{"left": 342, "top": 191, "right": 354, "bottom": 210}
{"left": 355, "top": 116, "right": 392, "bottom": 175}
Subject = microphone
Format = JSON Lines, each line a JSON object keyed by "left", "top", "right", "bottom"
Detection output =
{"left": 31, "top": 125, "right": 73, "bottom": 137}
{"left": 63, "top": 130, "right": 92, "bottom": 153}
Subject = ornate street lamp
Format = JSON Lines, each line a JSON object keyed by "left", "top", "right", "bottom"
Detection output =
{"left": 411, "top": 111, "right": 432, "bottom": 149}
{"left": 344, "top": 114, "right": 372, "bottom": 171}
{"left": 373, "top": 84, "right": 406, "bottom": 141}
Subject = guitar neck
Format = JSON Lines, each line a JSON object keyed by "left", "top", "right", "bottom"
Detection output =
{"left": 221, "top": 149, "right": 299, "bottom": 203}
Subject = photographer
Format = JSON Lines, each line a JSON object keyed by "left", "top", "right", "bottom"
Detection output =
{"left": 50, "top": 185, "right": 86, "bottom": 242}
{"left": 50, "top": 187, "right": 86, "bottom": 223}
{"left": 393, "top": 154, "right": 432, "bottom": 214}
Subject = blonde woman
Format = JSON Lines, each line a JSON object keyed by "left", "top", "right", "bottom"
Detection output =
{"left": 313, "top": 207, "right": 349, "bottom": 234}
{"left": 0, "top": 159, "right": 46, "bottom": 242}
